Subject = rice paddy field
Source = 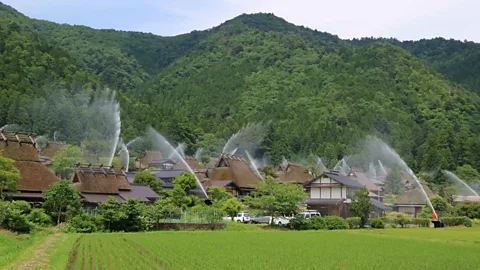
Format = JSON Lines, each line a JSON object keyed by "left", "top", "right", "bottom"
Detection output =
{"left": 3, "top": 227, "right": 480, "bottom": 269}
{"left": 68, "top": 228, "right": 479, "bottom": 270}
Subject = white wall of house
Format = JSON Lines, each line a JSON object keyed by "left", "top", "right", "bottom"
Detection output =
{"left": 310, "top": 177, "right": 347, "bottom": 199}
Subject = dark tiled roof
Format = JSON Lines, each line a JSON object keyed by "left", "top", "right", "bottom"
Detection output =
{"left": 80, "top": 193, "right": 125, "bottom": 203}
{"left": 119, "top": 184, "right": 160, "bottom": 202}
{"left": 370, "top": 198, "right": 392, "bottom": 211}
{"left": 5, "top": 191, "right": 44, "bottom": 199}
{"left": 188, "top": 187, "right": 208, "bottom": 199}
{"left": 304, "top": 199, "right": 345, "bottom": 205}
{"left": 150, "top": 169, "right": 187, "bottom": 179}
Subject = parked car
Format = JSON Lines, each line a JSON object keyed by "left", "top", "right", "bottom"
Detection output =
{"left": 250, "top": 216, "right": 272, "bottom": 224}
{"left": 223, "top": 211, "right": 250, "bottom": 223}
{"left": 273, "top": 216, "right": 291, "bottom": 226}
{"left": 296, "top": 210, "right": 321, "bottom": 219}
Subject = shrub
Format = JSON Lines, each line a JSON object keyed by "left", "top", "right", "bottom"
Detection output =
{"left": 288, "top": 217, "right": 309, "bottom": 230}
{"left": 27, "top": 209, "right": 52, "bottom": 227}
{"left": 68, "top": 213, "right": 100, "bottom": 233}
{"left": 307, "top": 216, "right": 326, "bottom": 230}
{"left": 324, "top": 216, "right": 349, "bottom": 230}
{"left": 454, "top": 201, "right": 480, "bottom": 219}
{"left": 442, "top": 216, "right": 471, "bottom": 227}
{"left": 412, "top": 218, "right": 430, "bottom": 227}
{"left": 7, "top": 210, "right": 33, "bottom": 233}
{"left": 473, "top": 219, "right": 480, "bottom": 227}
{"left": 390, "top": 224, "right": 397, "bottom": 228}
{"left": 393, "top": 213, "right": 411, "bottom": 228}
{"left": 463, "top": 218, "right": 473, "bottom": 228}
{"left": 11, "top": 200, "right": 31, "bottom": 214}
{"left": 346, "top": 217, "right": 361, "bottom": 229}
{"left": 369, "top": 218, "right": 385, "bottom": 229}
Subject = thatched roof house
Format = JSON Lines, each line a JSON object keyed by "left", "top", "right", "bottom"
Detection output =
{"left": 277, "top": 163, "right": 313, "bottom": 184}
{"left": 348, "top": 168, "right": 382, "bottom": 192}
{"left": 392, "top": 183, "right": 436, "bottom": 217}
{"left": 1, "top": 131, "right": 60, "bottom": 204}
{"left": 135, "top": 151, "right": 164, "bottom": 169}
{"left": 71, "top": 164, "right": 160, "bottom": 205}
{"left": 39, "top": 142, "right": 65, "bottom": 159}
{"left": 208, "top": 154, "right": 262, "bottom": 194}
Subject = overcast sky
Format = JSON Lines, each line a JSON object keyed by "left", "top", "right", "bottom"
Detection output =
{"left": 3, "top": 0, "right": 479, "bottom": 42}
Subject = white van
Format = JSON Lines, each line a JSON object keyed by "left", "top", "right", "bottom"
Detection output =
{"left": 224, "top": 211, "right": 250, "bottom": 223}
{"left": 296, "top": 210, "right": 321, "bottom": 219}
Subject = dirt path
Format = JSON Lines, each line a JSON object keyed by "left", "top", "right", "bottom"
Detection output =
{"left": 7, "top": 233, "right": 61, "bottom": 270}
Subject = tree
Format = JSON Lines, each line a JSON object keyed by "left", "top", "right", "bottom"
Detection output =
{"left": 43, "top": 180, "right": 81, "bottom": 225}
{"left": 455, "top": 165, "right": 480, "bottom": 184}
{"left": 222, "top": 198, "right": 242, "bottom": 221}
{"left": 0, "top": 152, "right": 19, "bottom": 198}
{"left": 248, "top": 176, "right": 306, "bottom": 224}
{"left": 120, "top": 198, "right": 146, "bottom": 232}
{"left": 454, "top": 201, "right": 480, "bottom": 219}
{"left": 51, "top": 145, "right": 82, "bottom": 179}
{"left": 98, "top": 196, "right": 124, "bottom": 231}
{"left": 207, "top": 186, "right": 232, "bottom": 203}
{"left": 201, "top": 205, "right": 224, "bottom": 230}
{"left": 134, "top": 170, "right": 162, "bottom": 193}
{"left": 258, "top": 165, "right": 278, "bottom": 178}
{"left": 430, "top": 196, "right": 451, "bottom": 217}
{"left": 385, "top": 166, "right": 403, "bottom": 195}
{"left": 173, "top": 172, "right": 198, "bottom": 192}
{"left": 350, "top": 188, "right": 374, "bottom": 227}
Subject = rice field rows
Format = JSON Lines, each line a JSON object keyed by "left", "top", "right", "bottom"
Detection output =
{"left": 67, "top": 228, "right": 480, "bottom": 270}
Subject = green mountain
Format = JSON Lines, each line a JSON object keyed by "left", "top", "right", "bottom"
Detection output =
{"left": 0, "top": 2, "right": 479, "bottom": 175}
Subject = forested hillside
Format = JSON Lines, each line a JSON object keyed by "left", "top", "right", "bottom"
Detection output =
{"left": 0, "top": 2, "right": 479, "bottom": 174}
{"left": 350, "top": 37, "right": 480, "bottom": 95}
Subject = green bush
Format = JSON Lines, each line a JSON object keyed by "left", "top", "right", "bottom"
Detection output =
{"left": 454, "top": 201, "right": 480, "bottom": 219}
{"left": 68, "top": 213, "right": 101, "bottom": 233}
{"left": 412, "top": 218, "right": 430, "bottom": 227}
{"left": 11, "top": 200, "right": 31, "bottom": 214}
{"left": 346, "top": 217, "right": 361, "bottom": 229}
{"left": 393, "top": 214, "right": 411, "bottom": 228}
{"left": 7, "top": 210, "right": 33, "bottom": 233}
{"left": 27, "top": 209, "right": 52, "bottom": 227}
{"left": 307, "top": 216, "right": 326, "bottom": 230}
{"left": 324, "top": 216, "right": 349, "bottom": 230}
{"left": 288, "top": 217, "right": 309, "bottom": 230}
{"left": 442, "top": 216, "right": 471, "bottom": 227}
{"left": 369, "top": 218, "right": 385, "bottom": 229}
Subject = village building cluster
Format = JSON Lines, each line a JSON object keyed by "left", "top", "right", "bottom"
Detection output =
{"left": 0, "top": 130, "right": 474, "bottom": 218}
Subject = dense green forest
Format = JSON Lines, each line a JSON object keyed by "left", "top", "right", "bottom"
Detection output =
{"left": 0, "top": 3, "right": 479, "bottom": 177}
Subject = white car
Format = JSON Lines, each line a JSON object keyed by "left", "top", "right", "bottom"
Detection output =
{"left": 223, "top": 211, "right": 250, "bottom": 223}
{"left": 273, "top": 216, "right": 291, "bottom": 226}
{"left": 296, "top": 210, "right": 321, "bottom": 219}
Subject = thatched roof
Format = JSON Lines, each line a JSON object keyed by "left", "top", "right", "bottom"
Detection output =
{"left": 209, "top": 154, "right": 262, "bottom": 189}
{"left": 349, "top": 168, "right": 381, "bottom": 191}
{"left": 394, "top": 184, "right": 436, "bottom": 205}
{"left": 39, "top": 142, "right": 65, "bottom": 158}
{"left": 0, "top": 137, "right": 39, "bottom": 161}
{"left": 71, "top": 165, "right": 131, "bottom": 194}
{"left": 136, "top": 151, "right": 164, "bottom": 168}
{"left": 278, "top": 163, "right": 313, "bottom": 184}
{"left": 14, "top": 161, "right": 60, "bottom": 191}
{"left": 174, "top": 156, "right": 202, "bottom": 171}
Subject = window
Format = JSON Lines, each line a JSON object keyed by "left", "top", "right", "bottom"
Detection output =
{"left": 237, "top": 213, "right": 242, "bottom": 217}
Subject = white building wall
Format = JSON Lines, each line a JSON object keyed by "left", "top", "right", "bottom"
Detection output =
{"left": 331, "top": 187, "right": 341, "bottom": 198}
{"left": 342, "top": 187, "right": 347, "bottom": 199}
{"left": 320, "top": 177, "right": 331, "bottom": 184}
{"left": 321, "top": 187, "right": 330, "bottom": 198}
{"left": 311, "top": 188, "right": 320, "bottom": 199}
